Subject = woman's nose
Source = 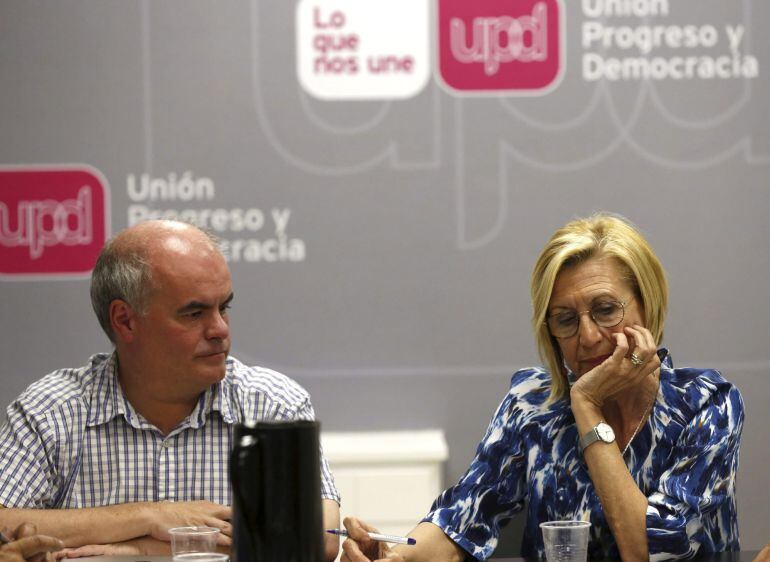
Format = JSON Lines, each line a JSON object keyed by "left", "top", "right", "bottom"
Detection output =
{"left": 576, "top": 312, "right": 603, "bottom": 346}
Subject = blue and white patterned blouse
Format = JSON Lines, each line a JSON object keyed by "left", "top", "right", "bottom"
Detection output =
{"left": 424, "top": 350, "right": 744, "bottom": 561}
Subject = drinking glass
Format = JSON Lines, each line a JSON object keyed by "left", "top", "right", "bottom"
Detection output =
{"left": 539, "top": 520, "right": 590, "bottom": 562}
{"left": 168, "top": 526, "right": 228, "bottom": 562}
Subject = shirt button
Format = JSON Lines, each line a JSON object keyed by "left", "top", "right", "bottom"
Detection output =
{"left": 162, "top": 441, "right": 171, "bottom": 448}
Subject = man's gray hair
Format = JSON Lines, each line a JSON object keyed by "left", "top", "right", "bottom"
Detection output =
{"left": 89, "top": 220, "right": 223, "bottom": 343}
{"left": 90, "top": 238, "right": 153, "bottom": 343}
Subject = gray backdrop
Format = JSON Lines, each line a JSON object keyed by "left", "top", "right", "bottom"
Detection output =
{"left": 1, "top": 0, "right": 768, "bottom": 555}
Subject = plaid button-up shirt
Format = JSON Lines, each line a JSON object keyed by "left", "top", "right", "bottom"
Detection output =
{"left": 0, "top": 353, "right": 339, "bottom": 508}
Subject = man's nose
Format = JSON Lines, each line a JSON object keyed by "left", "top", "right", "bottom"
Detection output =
{"left": 207, "top": 311, "right": 230, "bottom": 340}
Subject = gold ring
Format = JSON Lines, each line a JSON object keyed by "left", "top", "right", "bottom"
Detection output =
{"left": 630, "top": 353, "right": 644, "bottom": 366}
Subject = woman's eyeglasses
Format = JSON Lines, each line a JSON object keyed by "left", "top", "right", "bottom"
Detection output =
{"left": 546, "top": 299, "right": 630, "bottom": 339}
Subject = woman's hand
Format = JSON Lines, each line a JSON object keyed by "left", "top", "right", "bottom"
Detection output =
{"left": 571, "top": 324, "right": 660, "bottom": 408}
{"left": 340, "top": 518, "right": 403, "bottom": 562}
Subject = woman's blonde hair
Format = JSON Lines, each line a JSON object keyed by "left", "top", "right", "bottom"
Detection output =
{"left": 530, "top": 213, "right": 668, "bottom": 402}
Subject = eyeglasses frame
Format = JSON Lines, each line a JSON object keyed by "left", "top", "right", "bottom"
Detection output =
{"left": 545, "top": 298, "right": 633, "bottom": 339}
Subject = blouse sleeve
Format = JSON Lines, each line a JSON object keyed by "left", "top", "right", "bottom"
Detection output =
{"left": 423, "top": 369, "right": 547, "bottom": 561}
{"left": 646, "top": 375, "right": 744, "bottom": 560}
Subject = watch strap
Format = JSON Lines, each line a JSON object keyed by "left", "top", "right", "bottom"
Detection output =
{"left": 579, "top": 422, "right": 615, "bottom": 452}
{"left": 579, "top": 427, "right": 601, "bottom": 451}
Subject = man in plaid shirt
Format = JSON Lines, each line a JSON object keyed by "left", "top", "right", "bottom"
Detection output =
{"left": 0, "top": 220, "right": 340, "bottom": 560}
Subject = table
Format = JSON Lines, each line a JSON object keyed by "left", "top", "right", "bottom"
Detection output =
{"left": 490, "top": 553, "right": 759, "bottom": 562}
{"left": 72, "top": 553, "right": 760, "bottom": 562}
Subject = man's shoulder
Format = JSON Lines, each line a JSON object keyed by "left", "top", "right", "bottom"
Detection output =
{"left": 14, "top": 353, "right": 111, "bottom": 415}
{"left": 223, "top": 356, "right": 310, "bottom": 405}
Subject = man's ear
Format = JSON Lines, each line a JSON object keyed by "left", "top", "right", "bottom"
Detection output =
{"left": 110, "top": 299, "right": 138, "bottom": 343}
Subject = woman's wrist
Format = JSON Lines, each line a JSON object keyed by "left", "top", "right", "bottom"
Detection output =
{"left": 570, "top": 385, "right": 604, "bottom": 411}
{"left": 570, "top": 388, "right": 605, "bottom": 435}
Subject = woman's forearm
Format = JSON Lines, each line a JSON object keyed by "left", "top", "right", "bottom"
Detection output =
{"left": 571, "top": 397, "right": 649, "bottom": 561}
{"left": 392, "top": 523, "right": 465, "bottom": 562}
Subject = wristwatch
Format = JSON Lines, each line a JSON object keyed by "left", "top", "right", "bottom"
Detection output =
{"left": 579, "top": 422, "right": 616, "bottom": 452}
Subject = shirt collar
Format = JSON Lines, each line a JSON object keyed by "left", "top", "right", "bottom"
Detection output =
{"left": 189, "top": 370, "right": 236, "bottom": 429}
{"left": 86, "top": 353, "right": 237, "bottom": 429}
{"left": 210, "top": 362, "right": 237, "bottom": 425}
{"left": 658, "top": 347, "right": 672, "bottom": 369}
{"left": 86, "top": 353, "right": 135, "bottom": 427}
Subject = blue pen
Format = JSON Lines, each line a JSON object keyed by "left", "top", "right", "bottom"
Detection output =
{"left": 326, "top": 529, "right": 416, "bottom": 546}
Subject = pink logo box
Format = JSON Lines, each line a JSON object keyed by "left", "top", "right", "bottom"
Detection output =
{"left": 0, "top": 166, "right": 109, "bottom": 278}
{"left": 438, "top": 0, "right": 564, "bottom": 93}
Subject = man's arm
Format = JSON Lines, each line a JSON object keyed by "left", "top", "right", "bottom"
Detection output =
{"left": 291, "top": 389, "right": 341, "bottom": 562}
{"left": 53, "top": 536, "right": 171, "bottom": 559}
{"left": 322, "top": 499, "right": 340, "bottom": 562}
{"left": 56, "top": 501, "right": 338, "bottom": 560}
{"left": 0, "top": 501, "right": 231, "bottom": 548}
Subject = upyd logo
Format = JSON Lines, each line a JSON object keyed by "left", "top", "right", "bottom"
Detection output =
{"left": 0, "top": 167, "right": 108, "bottom": 278}
{"left": 438, "top": 0, "right": 565, "bottom": 93}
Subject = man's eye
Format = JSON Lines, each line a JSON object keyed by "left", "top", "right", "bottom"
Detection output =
{"left": 220, "top": 303, "right": 231, "bottom": 313}
{"left": 189, "top": 311, "right": 203, "bottom": 318}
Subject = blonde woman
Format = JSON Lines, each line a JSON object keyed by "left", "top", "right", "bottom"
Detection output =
{"left": 343, "top": 214, "right": 743, "bottom": 562}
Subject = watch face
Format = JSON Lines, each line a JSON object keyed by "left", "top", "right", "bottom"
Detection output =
{"left": 597, "top": 423, "right": 615, "bottom": 442}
